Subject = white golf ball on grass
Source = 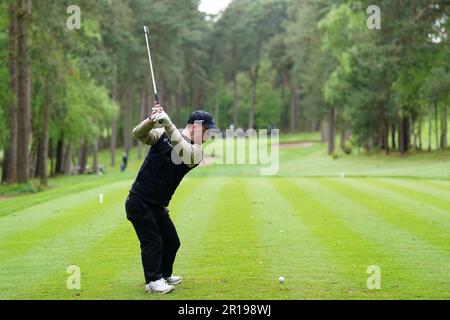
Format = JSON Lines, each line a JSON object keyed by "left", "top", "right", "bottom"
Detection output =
{"left": 279, "top": 276, "right": 285, "bottom": 284}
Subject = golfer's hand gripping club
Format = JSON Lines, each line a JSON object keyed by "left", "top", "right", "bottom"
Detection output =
{"left": 150, "top": 103, "right": 162, "bottom": 121}
{"left": 152, "top": 111, "right": 171, "bottom": 129}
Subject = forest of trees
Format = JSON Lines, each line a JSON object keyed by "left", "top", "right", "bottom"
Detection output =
{"left": 0, "top": 0, "right": 448, "bottom": 186}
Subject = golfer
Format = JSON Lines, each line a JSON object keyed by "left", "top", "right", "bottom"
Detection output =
{"left": 125, "top": 103, "right": 217, "bottom": 294}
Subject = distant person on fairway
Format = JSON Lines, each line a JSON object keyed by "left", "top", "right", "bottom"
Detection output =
{"left": 120, "top": 152, "right": 128, "bottom": 172}
{"left": 125, "top": 103, "right": 217, "bottom": 294}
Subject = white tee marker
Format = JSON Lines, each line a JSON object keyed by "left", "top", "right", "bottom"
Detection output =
{"left": 99, "top": 193, "right": 104, "bottom": 204}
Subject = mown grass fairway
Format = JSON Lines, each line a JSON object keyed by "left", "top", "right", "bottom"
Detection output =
{"left": 0, "top": 140, "right": 449, "bottom": 300}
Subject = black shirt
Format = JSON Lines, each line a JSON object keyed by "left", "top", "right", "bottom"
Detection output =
{"left": 130, "top": 133, "right": 197, "bottom": 207}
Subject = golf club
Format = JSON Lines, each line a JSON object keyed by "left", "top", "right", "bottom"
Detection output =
{"left": 143, "top": 26, "right": 159, "bottom": 104}
{"left": 143, "top": 26, "right": 164, "bottom": 124}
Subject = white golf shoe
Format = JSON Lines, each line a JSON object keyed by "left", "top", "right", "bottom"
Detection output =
{"left": 145, "top": 278, "right": 175, "bottom": 294}
{"left": 164, "top": 275, "right": 182, "bottom": 285}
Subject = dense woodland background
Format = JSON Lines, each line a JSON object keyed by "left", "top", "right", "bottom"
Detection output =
{"left": 0, "top": 0, "right": 448, "bottom": 186}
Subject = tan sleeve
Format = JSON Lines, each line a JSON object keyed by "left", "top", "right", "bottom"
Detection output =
{"left": 132, "top": 118, "right": 165, "bottom": 146}
{"left": 165, "top": 124, "right": 203, "bottom": 168}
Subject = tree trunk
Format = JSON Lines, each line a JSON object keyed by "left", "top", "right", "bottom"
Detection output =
{"left": 92, "top": 141, "right": 99, "bottom": 174}
{"left": 231, "top": 40, "right": 238, "bottom": 128}
{"left": 428, "top": 106, "right": 432, "bottom": 151}
{"left": 248, "top": 82, "right": 256, "bottom": 129}
{"left": 418, "top": 113, "right": 422, "bottom": 150}
{"left": 290, "top": 85, "right": 300, "bottom": 132}
{"left": 110, "top": 118, "right": 117, "bottom": 166}
{"left": 280, "top": 74, "right": 287, "bottom": 130}
{"left": 123, "top": 90, "right": 132, "bottom": 155}
{"left": 441, "top": 103, "right": 448, "bottom": 150}
{"left": 78, "top": 138, "right": 88, "bottom": 174}
{"left": 16, "top": 0, "right": 31, "bottom": 183}
{"left": 434, "top": 101, "right": 439, "bottom": 150}
{"left": 2, "top": 149, "right": 8, "bottom": 183}
{"left": 49, "top": 138, "right": 54, "bottom": 176}
{"left": 328, "top": 107, "right": 336, "bottom": 155}
{"left": 340, "top": 122, "right": 347, "bottom": 150}
{"left": 379, "top": 115, "right": 389, "bottom": 153}
{"left": 137, "top": 89, "right": 147, "bottom": 160}
{"left": 146, "top": 90, "right": 152, "bottom": 115}
{"left": 4, "top": 1, "right": 18, "bottom": 184}
{"left": 110, "top": 65, "right": 118, "bottom": 167}
{"left": 167, "top": 93, "right": 174, "bottom": 117}
{"left": 412, "top": 116, "right": 420, "bottom": 150}
{"left": 391, "top": 124, "right": 396, "bottom": 150}
{"left": 295, "top": 88, "right": 300, "bottom": 130}
{"left": 34, "top": 139, "right": 41, "bottom": 179}
{"left": 248, "top": 66, "right": 259, "bottom": 129}
{"left": 321, "top": 118, "right": 329, "bottom": 143}
{"left": 159, "top": 81, "right": 165, "bottom": 107}
{"left": 398, "top": 118, "right": 404, "bottom": 154}
{"left": 29, "top": 135, "right": 37, "bottom": 178}
{"left": 37, "top": 86, "right": 49, "bottom": 186}
{"left": 385, "top": 124, "right": 390, "bottom": 154}
{"left": 382, "top": 122, "right": 387, "bottom": 150}
{"left": 398, "top": 115, "right": 410, "bottom": 155}
{"left": 176, "top": 91, "right": 182, "bottom": 127}
{"left": 63, "top": 144, "right": 72, "bottom": 175}
{"left": 54, "top": 137, "right": 64, "bottom": 175}
{"left": 232, "top": 75, "right": 238, "bottom": 128}
{"left": 38, "top": 102, "right": 50, "bottom": 187}
{"left": 214, "top": 84, "right": 220, "bottom": 128}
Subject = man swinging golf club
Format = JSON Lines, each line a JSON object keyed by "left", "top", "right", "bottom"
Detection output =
{"left": 125, "top": 26, "right": 217, "bottom": 294}
{"left": 126, "top": 105, "right": 216, "bottom": 294}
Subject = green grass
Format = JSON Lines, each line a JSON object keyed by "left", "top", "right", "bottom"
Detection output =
{"left": 0, "top": 135, "right": 449, "bottom": 299}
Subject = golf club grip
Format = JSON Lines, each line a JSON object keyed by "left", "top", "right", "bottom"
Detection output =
{"left": 154, "top": 94, "right": 163, "bottom": 124}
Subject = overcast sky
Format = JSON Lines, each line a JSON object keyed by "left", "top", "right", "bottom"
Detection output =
{"left": 199, "top": 0, "right": 232, "bottom": 14}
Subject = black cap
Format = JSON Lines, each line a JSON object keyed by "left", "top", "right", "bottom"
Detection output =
{"left": 187, "top": 110, "right": 217, "bottom": 129}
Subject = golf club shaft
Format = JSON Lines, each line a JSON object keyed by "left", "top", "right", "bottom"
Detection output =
{"left": 144, "top": 27, "right": 159, "bottom": 104}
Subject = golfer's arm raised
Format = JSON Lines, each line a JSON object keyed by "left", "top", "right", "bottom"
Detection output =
{"left": 165, "top": 123, "right": 202, "bottom": 168}
{"left": 132, "top": 119, "right": 164, "bottom": 146}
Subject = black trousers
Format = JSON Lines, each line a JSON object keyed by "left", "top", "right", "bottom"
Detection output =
{"left": 125, "top": 193, "right": 180, "bottom": 283}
